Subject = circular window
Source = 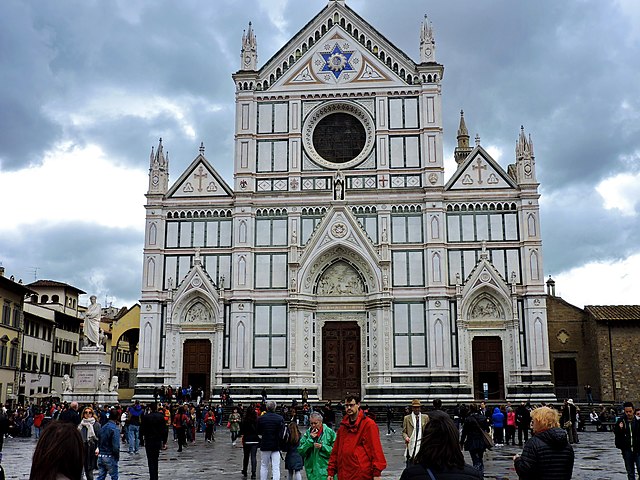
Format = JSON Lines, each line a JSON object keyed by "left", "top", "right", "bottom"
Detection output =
{"left": 303, "top": 101, "right": 374, "bottom": 169}
{"left": 312, "top": 113, "right": 366, "bottom": 164}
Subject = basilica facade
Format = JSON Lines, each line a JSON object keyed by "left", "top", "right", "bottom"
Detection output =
{"left": 136, "top": 0, "right": 555, "bottom": 404}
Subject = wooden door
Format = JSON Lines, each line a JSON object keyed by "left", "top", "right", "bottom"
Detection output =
{"left": 472, "top": 336, "right": 504, "bottom": 400}
{"left": 182, "top": 339, "right": 211, "bottom": 399}
{"left": 554, "top": 357, "right": 578, "bottom": 400}
{"left": 322, "top": 322, "right": 361, "bottom": 401}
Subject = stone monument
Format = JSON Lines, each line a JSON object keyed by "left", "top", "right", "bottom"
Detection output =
{"left": 61, "top": 296, "right": 118, "bottom": 404}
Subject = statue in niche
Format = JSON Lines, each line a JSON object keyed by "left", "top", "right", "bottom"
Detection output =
{"left": 334, "top": 171, "right": 345, "bottom": 200}
{"left": 317, "top": 262, "right": 365, "bottom": 295}
{"left": 470, "top": 297, "right": 503, "bottom": 319}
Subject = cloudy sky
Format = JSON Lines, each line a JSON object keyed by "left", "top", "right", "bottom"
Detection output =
{"left": 1, "top": 0, "right": 639, "bottom": 309}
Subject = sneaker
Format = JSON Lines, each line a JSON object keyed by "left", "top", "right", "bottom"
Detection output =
{"left": 386, "top": 433, "right": 391, "bottom": 436}
{"left": 232, "top": 441, "right": 236, "bottom": 446}
{"left": 207, "top": 439, "right": 211, "bottom": 443}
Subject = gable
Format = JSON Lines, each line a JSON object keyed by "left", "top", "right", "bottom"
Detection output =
{"left": 256, "top": 2, "right": 423, "bottom": 93}
{"left": 273, "top": 26, "right": 400, "bottom": 92}
{"left": 446, "top": 147, "right": 518, "bottom": 191}
{"left": 167, "top": 155, "right": 233, "bottom": 199}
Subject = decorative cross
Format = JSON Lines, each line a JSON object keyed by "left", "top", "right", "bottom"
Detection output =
{"left": 379, "top": 176, "right": 388, "bottom": 187}
{"left": 472, "top": 158, "right": 487, "bottom": 184}
{"left": 194, "top": 165, "right": 208, "bottom": 192}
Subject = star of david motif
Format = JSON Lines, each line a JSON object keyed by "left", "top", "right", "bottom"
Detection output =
{"left": 320, "top": 43, "right": 355, "bottom": 79}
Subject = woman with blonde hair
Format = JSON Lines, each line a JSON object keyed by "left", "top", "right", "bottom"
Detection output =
{"left": 78, "top": 406, "right": 101, "bottom": 480}
{"left": 513, "top": 406, "right": 574, "bottom": 479}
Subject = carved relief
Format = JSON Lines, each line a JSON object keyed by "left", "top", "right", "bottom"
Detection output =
{"left": 184, "top": 302, "right": 211, "bottom": 323}
{"left": 469, "top": 294, "right": 504, "bottom": 320}
{"left": 317, "top": 261, "right": 365, "bottom": 295}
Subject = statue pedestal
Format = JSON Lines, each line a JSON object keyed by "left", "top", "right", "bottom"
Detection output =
{"left": 62, "top": 347, "right": 119, "bottom": 405}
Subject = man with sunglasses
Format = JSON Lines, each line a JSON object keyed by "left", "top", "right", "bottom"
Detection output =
{"left": 327, "top": 394, "right": 386, "bottom": 480}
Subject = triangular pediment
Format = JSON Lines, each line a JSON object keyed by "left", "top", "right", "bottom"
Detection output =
{"left": 167, "top": 154, "right": 233, "bottom": 199}
{"left": 445, "top": 146, "right": 518, "bottom": 191}
{"left": 298, "top": 205, "right": 380, "bottom": 267}
{"left": 461, "top": 252, "right": 511, "bottom": 299}
{"left": 174, "top": 257, "right": 219, "bottom": 299}
{"left": 255, "top": 2, "right": 424, "bottom": 92}
{"left": 171, "top": 257, "right": 222, "bottom": 326}
{"left": 275, "top": 27, "right": 400, "bottom": 91}
{"left": 296, "top": 205, "right": 383, "bottom": 295}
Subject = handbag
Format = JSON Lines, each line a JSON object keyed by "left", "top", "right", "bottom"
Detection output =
{"left": 471, "top": 415, "right": 494, "bottom": 450}
{"left": 480, "top": 427, "right": 495, "bottom": 450}
{"left": 563, "top": 420, "right": 572, "bottom": 429}
{"left": 226, "top": 421, "right": 231, "bottom": 429}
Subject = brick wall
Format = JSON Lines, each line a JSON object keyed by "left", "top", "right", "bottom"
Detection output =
{"left": 546, "top": 295, "right": 600, "bottom": 401}
{"left": 592, "top": 319, "right": 640, "bottom": 403}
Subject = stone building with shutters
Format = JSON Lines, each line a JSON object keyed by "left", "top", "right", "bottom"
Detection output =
{"left": 136, "top": 0, "right": 554, "bottom": 403}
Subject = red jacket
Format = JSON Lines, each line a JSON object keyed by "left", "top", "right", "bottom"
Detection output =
{"left": 327, "top": 409, "right": 386, "bottom": 479}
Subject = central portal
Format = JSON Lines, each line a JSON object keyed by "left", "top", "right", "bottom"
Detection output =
{"left": 472, "top": 336, "right": 504, "bottom": 400}
{"left": 182, "top": 339, "right": 211, "bottom": 399}
{"left": 322, "top": 321, "right": 361, "bottom": 401}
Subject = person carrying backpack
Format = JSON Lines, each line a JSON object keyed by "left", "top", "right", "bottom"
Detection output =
{"left": 285, "top": 421, "right": 303, "bottom": 480}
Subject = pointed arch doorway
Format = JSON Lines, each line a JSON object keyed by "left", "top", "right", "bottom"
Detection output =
{"left": 322, "top": 321, "right": 361, "bottom": 401}
{"left": 472, "top": 336, "right": 504, "bottom": 400}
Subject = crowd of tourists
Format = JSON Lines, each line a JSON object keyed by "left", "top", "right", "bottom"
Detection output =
{"left": 0, "top": 389, "right": 637, "bottom": 480}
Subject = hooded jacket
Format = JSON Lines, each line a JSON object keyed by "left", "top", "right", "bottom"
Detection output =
{"left": 491, "top": 408, "right": 505, "bottom": 428}
{"left": 327, "top": 409, "right": 387, "bottom": 480}
{"left": 514, "top": 427, "right": 574, "bottom": 480}
{"left": 128, "top": 404, "right": 143, "bottom": 426}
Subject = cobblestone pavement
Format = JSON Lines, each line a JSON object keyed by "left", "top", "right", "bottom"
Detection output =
{"left": 1, "top": 426, "right": 627, "bottom": 479}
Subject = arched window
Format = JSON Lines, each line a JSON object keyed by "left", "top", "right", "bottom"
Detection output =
{"left": 40, "top": 295, "right": 49, "bottom": 304}
{"left": 51, "top": 295, "right": 59, "bottom": 304}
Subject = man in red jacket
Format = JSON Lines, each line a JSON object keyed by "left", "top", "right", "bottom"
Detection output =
{"left": 327, "top": 394, "right": 386, "bottom": 480}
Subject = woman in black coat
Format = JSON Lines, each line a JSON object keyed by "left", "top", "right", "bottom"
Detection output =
{"left": 240, "top": 407, "right": 261, "bottom": 479}
{"left": 460, "top": 403, "right": 490, "bottom": 475}
{"left": 514, "top": 406, "right": 574, "bottom": 480}
{"left": 400, "top": 410, "right": 482, "bottom": 480}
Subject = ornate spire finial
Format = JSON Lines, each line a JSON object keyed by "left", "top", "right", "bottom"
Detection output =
{"left": 475, "top": 134, "right": 481, "bottom": 146}
{"left": 454, "top": 110, "right": 472, "bottom": 165}
{"left": 199, "top": 142, "right": 205, "bottom": 155}
{"left": 240, "top": 21, "right": 258, "bottom": 70}
{"left": 420, "top": 14, "right": 436, "bottom": 62}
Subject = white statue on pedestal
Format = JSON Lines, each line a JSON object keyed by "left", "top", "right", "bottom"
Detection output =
{"left": 84, "top": 295, "right": 101, "bottom": 348}
{"left": 98, "top": 374, "right": 108, "bottom": 392}
{"left": 109, "top": 376, "right": 119, "bottom": 392}
{"left": 62, "top": 374, "right": 73, "bottom": 392}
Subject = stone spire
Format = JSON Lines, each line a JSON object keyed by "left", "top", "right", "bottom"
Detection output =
{"left": 420, "top": 15, "right": 436, "bottom": 63}
{"left": 515, "top": 126, "right": 537, "bottom": 184}
{"left": 148, "top": 138, "right": 169, "bottom": 194}
{"left": 240, "top": 22, "right": 258, "bottom": 71}
{"left": 454, "top": 110, "right": 473, "bottom": 165}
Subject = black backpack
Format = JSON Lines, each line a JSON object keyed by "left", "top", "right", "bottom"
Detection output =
{"left": 279, "top": 421, "right": 290, "bottom": 451}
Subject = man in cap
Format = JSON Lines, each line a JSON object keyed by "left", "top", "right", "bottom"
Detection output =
{"left": 402, "top": 399, "right": 429, "bottom": 467}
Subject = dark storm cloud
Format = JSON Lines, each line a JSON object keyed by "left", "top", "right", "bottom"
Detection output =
{"left": 1, "top": 0, "right": 639, "bottom": 304}
{"left": 0, "top": 223, "right": 143, "bottom": 306}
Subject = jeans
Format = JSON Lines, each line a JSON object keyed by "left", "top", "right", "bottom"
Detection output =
{"left": 128, "top": 424, "right": 140, "bottom": 452}
{"left": 243, "top": 443, "right": 258, "bottom": 476}
{"left": 96, "top": 455, "right": 118, "bottom": 480}
{"left": 621, "top": 449, "right": 640, "bottom": 480}
{"left": 34, "top": 426, "right": 41, "bottom": 439}
{"left": 260, "top": 450, "right": 280, "bottom": 480}
{"left": 469, "top": 449, "right": 484, "bottom": 475}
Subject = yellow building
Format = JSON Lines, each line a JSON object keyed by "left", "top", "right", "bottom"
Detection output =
{"left": 111, "top": 304, "right": 140, "bottom": 401}
{"left": 0, "top": 268, "right": 32, "bottom": 406}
